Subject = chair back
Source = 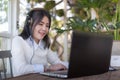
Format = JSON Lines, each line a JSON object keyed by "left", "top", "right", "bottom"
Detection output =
{"left": 0, "top": 50, "right": 13, "bottom": 79}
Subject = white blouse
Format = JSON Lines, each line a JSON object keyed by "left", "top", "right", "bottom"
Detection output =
{"left": 11, "top": 36, "right": 68, "bottom": 77}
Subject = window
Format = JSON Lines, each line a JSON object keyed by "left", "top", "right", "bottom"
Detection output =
{"left": 0, "top": 0, "right": 10, "bottom": 50}
{"left": 0, "top": 0, "right": 9, "bottom": 32}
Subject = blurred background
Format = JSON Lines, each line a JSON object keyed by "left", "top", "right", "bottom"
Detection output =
{"left": 0, "top": 0, "right": 120, "bottom": 61}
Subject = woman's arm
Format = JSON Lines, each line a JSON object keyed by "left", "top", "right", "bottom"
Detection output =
{"left": 46, "top": 49, "right": 69, "bottom": 71}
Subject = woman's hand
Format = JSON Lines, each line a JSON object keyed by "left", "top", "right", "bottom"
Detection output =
{"left": 46, "top": 63, "right": 67, "bottom": 72}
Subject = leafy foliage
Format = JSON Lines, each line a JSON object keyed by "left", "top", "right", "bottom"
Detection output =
{"left": 76, "top": 0, "right": 110, "bottom": 8}
{"left": 44, "top": 1, "right": 56, "bottom": 10}
{"left": 54, "top": 17, "right": 97, "bottom": 33}
{"left": 66, "top": 17, "right": 97, "bottom": 32}
{"left": 56, "top": 9, "right": 64, "bottom": 17}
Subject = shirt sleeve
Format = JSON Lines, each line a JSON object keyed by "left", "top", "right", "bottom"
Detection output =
{"left": 46, "top": 49, "right": 69, "bottom": 68}
{"left": 33, "top": 64, "right": 44, "bottom": 73}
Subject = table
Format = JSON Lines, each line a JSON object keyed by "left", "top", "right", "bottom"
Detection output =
{"left": 7, "top": 70, "right": 120, "bottom": 80}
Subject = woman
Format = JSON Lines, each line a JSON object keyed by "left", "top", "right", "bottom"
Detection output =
{"left": 11, "top": 8, "right": 68, "bottom": 77}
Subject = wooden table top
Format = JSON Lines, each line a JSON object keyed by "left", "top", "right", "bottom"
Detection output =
{"left": 7, "top": 70, "right": 120, "bottom": 80}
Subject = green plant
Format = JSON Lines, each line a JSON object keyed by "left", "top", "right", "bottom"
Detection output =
{"left": 55, "top": 0, "right": 120, "bottom": 40}
{"left": 112, "top": 0, "right": 120, "bottom": 40}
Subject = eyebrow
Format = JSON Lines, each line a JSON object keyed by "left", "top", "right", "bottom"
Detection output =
{"left": 40, "top": 21, "right": 49, "bottom": 25}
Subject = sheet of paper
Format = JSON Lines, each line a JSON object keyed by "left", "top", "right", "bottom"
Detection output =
{"left": 110, "top": 55, "right": 120, "bottom": 67}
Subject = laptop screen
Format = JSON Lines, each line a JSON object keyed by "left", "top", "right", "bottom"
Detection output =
{"left": 68, "top": 31, "right": 113, "bottom": 78}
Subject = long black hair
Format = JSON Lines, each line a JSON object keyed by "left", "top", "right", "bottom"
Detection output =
{"left": 19, "top": 8, "right": 51, "bottom": 49}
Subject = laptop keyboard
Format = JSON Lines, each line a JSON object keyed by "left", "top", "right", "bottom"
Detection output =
{"left": 40, "top": 70, "right": 68, "bottom": 78}
{"left": 49, "top": 70, "right": 68, "bottom": 75}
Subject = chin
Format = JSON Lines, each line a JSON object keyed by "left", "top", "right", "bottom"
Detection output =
{"left": 38, "top": 35, "right": 45, "bottom": 40}
{"left": 39, "top": 37, "right": 44, "bottom": 40}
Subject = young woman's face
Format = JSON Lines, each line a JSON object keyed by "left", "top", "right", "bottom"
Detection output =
{"left": 33, "top": 16, "right": 49, "bottom": 43}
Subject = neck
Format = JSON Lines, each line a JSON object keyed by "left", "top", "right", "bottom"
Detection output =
{"left": 30, "top": 36, "right": 40, "bottom": 44}
{"left": 34, "top": 39, "right": 40, "bottom": 44}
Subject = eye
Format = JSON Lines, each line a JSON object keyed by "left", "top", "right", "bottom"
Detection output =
{"left": 46, "top": 25, "right": 49, "bottom": 28}
{"left": 46, "top": 23, "right": 49, "bottom": 28}
{"left": 38, "top": 23, "right": 43, "bottom": 26}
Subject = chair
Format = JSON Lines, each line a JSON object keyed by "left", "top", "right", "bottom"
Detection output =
{"left": 0, "top": 50, "right": 13, "bottom": 79}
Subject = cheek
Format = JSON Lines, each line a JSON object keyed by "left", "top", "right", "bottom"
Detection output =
{"left": 33, "top": 28, "right": 38, "bottom": 34}
{"left": 46, "top": 28, "right": 49, "bottom": 33}
{"left": 33, "top": 28, "right": 39, "bottom": 36}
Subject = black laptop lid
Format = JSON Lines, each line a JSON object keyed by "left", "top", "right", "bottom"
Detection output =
{"left": 68, "top": 31, "right": 113, "bottom": 78}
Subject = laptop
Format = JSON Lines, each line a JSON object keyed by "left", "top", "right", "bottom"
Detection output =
{"left": 40, "top": 31, "right": 113, "bottom": 78}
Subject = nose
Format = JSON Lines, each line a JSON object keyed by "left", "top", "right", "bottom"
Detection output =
{"left": 42, "top": 25, "right": 47, "bottom": 30}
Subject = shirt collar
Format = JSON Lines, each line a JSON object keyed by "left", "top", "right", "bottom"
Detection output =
{"left": 26, "top": 36, "right": 44, "bottom": 50}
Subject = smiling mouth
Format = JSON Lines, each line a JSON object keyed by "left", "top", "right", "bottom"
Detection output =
{"left": 39, "top": 32, "right": 46, "bottom": 36}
